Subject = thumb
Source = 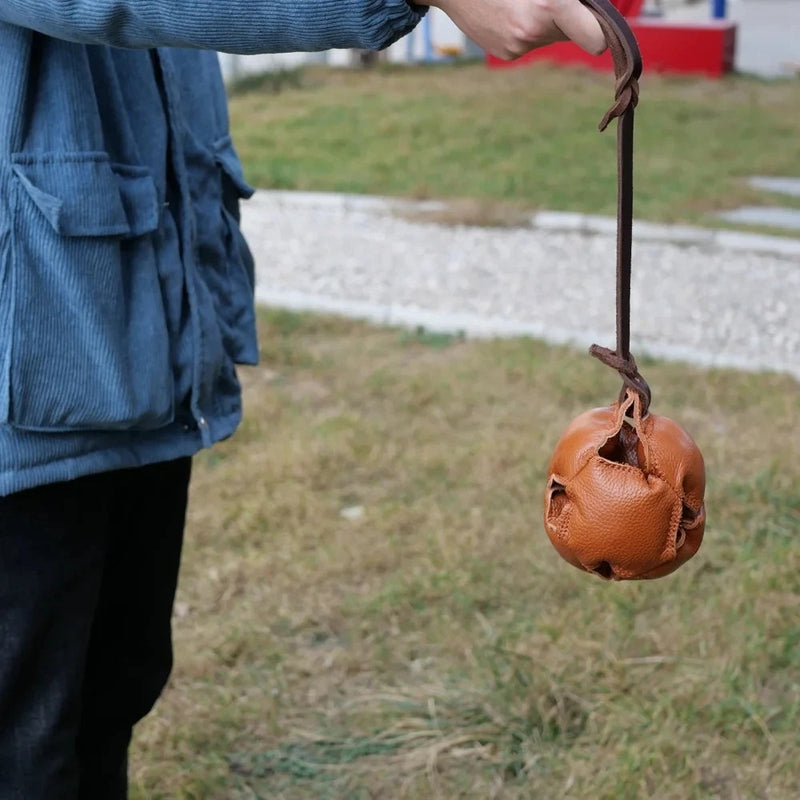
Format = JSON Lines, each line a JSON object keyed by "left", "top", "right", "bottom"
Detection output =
{"left": 552, "top": 0, "right": 608, "bottom": 55}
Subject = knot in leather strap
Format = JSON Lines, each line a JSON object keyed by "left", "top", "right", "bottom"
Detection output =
{"left": 598, "top": 82, "right": 639, "bottom": 132}
{"left": 581, "top": 0, "right": 643, "bottom": 130}
{"left": 589, "top": 344, "right": 652, "bottom": 414}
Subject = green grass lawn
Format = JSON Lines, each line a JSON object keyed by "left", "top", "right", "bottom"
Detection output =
{"left": 130, "top": 310, "right": 800, "bottom": 799}
{"left": 228, "top": 63, "right": 800, "bottom": 228}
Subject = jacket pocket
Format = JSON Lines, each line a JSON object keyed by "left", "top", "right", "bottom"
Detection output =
{"left": 206, "top": 135, "right": 258, "bottom": 365}
{"left": 2, "top": 152, "right": 174, "bottom": 431}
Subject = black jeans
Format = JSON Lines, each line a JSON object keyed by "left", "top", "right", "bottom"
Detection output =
{"left": 0, "top": 458, "right": 192, "bottom": 799}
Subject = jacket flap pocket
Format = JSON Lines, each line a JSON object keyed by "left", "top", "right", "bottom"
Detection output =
{"left": 11, "top": 153, "right": 159, "bottom": 238}
{"left": 213, "top": 135, "right": 255, "bottom": 199}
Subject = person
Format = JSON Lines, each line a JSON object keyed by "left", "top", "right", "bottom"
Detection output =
{"left": 0, "top": 1, "right": 605, "bottom": 796}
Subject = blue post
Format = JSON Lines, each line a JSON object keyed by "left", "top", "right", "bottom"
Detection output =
{"left": 711, "top": 0, "right": 726, "bottom": 19}
{"left": 423, "top": 15, "right": 434, "bottom": 62}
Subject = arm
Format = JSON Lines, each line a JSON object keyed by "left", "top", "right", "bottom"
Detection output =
{"left": 429, "top": 0, "right": 607, "bottom": 59}
{"left": 0, "top": 0, "right": 424, "bottom": 53}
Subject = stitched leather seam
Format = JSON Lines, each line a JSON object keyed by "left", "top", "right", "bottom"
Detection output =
{"left": 557, "top": 502, "right": 573, "bottom": 545}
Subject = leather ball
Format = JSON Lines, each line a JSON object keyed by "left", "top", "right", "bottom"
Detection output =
{"left": 543, "top": 392, "right": 705, "bottom": 580}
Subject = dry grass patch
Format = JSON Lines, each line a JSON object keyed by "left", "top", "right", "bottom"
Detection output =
{"left": 131, "top": 310, "right": 800, "bottom": 799}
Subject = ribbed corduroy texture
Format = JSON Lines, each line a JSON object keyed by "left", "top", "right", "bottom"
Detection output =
{"left": 0, "top": 4, "right": 427, "bottom": 496}
{"left": 0, "top": 0, "right": 425, "bottom": 54}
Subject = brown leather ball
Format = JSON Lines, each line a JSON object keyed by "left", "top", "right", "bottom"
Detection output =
{"left": 543, "top": 391, "right": 705, "bottom": 580}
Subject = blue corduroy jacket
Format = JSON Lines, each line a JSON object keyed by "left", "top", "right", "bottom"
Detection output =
{"left": 0, "top": 1, "right": 425, "bottom": 496}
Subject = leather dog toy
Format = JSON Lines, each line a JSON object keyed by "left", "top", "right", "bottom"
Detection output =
{"left": 542, "top": 0, "right": 706, "bottom": 580}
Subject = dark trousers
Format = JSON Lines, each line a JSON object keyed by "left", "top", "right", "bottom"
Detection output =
{"left": 0, "top": 458, "right": 192, "bottom": 799}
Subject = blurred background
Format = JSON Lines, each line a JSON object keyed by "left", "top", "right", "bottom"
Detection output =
{"left": 219, "top": 0, "right": 800, "bottom": 79}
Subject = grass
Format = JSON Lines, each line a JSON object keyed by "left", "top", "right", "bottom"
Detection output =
{"left": 130, "top": 309, "right": 800, "bottom": 799}
{"left": 228, "top": 63, "right": 800, "bottom": 229}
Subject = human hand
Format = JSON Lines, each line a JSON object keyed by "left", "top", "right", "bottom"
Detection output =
{"left": 427, "top": 0, "right": 607, "bottom": 60}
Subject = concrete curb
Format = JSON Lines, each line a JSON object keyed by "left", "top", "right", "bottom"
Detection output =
{"left": 249, "top": 190, "right": 800, "bottom": 259}
{"left": 252, "top": 189, "right": 447, "bottom": 216}
{"left": 254, "top": 287, "right": 800, "bottom": 382}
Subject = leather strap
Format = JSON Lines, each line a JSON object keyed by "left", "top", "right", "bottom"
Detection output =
{"left": 580, "top": 0, "right": 651, "bottom": 415}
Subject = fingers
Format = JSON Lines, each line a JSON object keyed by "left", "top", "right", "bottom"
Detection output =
{"left": 551, "top": 1, "right": 608, "bottom": 55}
{"left": 430, "top": 0, "right": 609, "bottom": 61}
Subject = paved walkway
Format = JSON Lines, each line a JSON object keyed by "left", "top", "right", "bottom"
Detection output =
{"left": 241, "top": 191, "right": 800, "bottom": 381}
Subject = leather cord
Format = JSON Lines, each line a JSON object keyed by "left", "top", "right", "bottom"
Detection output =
{"left": 580, "top": 0, "right": 652, "bottom": 415}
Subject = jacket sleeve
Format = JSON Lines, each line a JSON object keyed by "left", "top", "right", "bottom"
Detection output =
{"left": 0, "top": 0, "right": 427, "bottom": 54}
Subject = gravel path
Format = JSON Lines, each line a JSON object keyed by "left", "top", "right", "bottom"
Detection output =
{"left": 241, "top": 191, "right": 800, "bottom": 381}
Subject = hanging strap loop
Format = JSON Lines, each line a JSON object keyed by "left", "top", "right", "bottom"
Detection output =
{"left": 581, "top": 0, "right": 642, "bottom": 129}
{"left": 579, "top": 0, "right": 651, "bottom": 415}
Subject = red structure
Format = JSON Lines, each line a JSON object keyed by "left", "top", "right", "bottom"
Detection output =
{"left": 487, "top": 0, "right": 737, "bottom": 78}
